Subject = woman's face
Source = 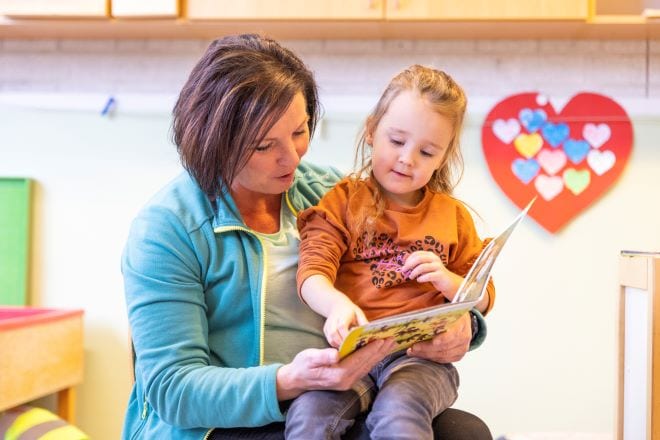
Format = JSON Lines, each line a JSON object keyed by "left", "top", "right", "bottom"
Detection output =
{"left": 231, "top": 92, "right": 310, "bottom": 197}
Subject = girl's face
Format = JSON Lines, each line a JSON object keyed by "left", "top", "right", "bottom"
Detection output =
{"left": 367, "top": 90, "right": 454, "bottom": 207}
{"left": 231, "top": 92, "right": 310, "bottom": 197}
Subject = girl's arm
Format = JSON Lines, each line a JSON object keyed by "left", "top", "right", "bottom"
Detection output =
{"left": 300, "top": 274, "right": 368, "bottom": 348}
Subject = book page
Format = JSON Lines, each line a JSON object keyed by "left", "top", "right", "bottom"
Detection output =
{"left": 452, "top": 198, "right": 535, "bottom": 304}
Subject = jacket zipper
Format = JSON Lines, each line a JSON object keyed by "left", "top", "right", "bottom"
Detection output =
{"left": 213, "top": 225, "right": 268, "bottom": 365}
{"left": 207, "top": 199, "right": 295, "bottom": 438}
{"left": 141, "top": 395, "right": 148, "bottom": 419}
{"left": 284, "top": 191, "right": 298, "bottom": 217}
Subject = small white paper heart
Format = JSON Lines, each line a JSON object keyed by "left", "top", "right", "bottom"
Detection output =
{"left": 587, "top": 149, "right": 616, "bottom": 176}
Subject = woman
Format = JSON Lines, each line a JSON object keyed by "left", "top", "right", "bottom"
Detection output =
{"left": 122, "top": 33, "right": 491, "bottom": 439}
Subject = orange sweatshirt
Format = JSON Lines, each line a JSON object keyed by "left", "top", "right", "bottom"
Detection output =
{"left": 297, "top": 178, "right": 495, "bottom": 321}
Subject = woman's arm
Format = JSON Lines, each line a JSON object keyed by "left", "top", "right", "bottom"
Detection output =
{"left": 124, "top": 207, "right": 283, "bottom": 429}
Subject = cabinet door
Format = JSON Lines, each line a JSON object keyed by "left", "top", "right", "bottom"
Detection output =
{"left": 187, "top": 0, "right": 383, "bottom": 20}
{"left": 112, "top": 0, "right": 179, "bottom": 18}
{"left": 386, "top": 0, "right": 588, "bottom": 20}
{"left": 0, "top": 0, "right": 108, "bottom": 17}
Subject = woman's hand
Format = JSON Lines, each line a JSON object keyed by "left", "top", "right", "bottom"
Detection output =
{"left": 407, "top": 312, "right": 471, "bottom": 363}
{"left": 401, "top": 251, "right": 464, "bottom": 301}
{"left": 323, "top": 299, "right": 368, "bottom": 348}
{"left": 276, "top": 338, "right": 395, "bottom": 401}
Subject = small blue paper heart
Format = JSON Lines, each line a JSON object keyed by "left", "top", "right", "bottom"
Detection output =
{"left": 541, "top": 122, "right": 569, "bottom": 148}
{"left": 563, "top": 139, "right": 591, "bottom": 164}
{"left": 511, "top": 158, "right": 540, "bottom": 184}
{"left": 519, "top": 108, "right": 547, "bottom": 133}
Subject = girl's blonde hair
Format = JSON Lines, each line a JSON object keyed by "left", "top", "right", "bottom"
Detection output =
{"left": 351, "top": 65, "right": 467, "bottom": 236}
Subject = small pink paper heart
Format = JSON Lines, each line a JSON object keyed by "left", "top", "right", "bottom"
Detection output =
{"left": 492, "top": 118, "right": 521, "bottom": 144}
{"left": 534, "top": 174, "right": 564, "bottom": 201}
{"left": 537, "top": 149, "right": 567, "bottom": 175}
{"left": 583, "top": 123, "right": 611, "bottom": 149}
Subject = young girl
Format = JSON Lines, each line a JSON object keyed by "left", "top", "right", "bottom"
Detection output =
{"left": 285, "top": 65, "right": 495, "bottom": 439}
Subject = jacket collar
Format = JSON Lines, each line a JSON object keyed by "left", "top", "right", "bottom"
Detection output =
{"left": 210, "top": 178, "right": 299, "bottom": 231}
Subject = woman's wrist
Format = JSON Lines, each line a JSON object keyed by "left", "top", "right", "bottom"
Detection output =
{"left": 275, "top": 363, "right": 304, "bottom": 401}
{"left": 468, "top": 310, "right": 487, "bottom": 350}
{"left": 469, "top": 311, "right": 479, "bottom": 343}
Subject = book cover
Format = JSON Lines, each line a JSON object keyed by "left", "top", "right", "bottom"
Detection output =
{"left": 338, "top": 199, "right": 534, "bottom": 359}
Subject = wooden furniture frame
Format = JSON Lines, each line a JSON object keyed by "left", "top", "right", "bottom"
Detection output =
{"left": 0, "top": 307, "right": 84, "bottom": 424}
{"left": 618, "top": 251, "right": 660, "bottom": 440}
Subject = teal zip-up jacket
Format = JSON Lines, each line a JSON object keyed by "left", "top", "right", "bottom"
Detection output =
{"left": 121, "top": 161, "right": 487, "bottom": 440}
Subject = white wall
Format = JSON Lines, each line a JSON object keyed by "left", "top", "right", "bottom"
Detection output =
{"left": 2, "top": 38, "right": 660, "bottom": 439}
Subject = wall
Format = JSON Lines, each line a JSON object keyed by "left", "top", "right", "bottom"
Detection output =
{"left": 1, "top": 38, "right": 660, "bottom": 439}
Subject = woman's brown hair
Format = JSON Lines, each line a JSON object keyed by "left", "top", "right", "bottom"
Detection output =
{"left": 172, "top": 34, "right": 320, "bottom": 196}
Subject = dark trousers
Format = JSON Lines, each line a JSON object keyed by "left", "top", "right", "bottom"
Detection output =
{"left": 209, "top": 407, "right": 492, "bottom": 440}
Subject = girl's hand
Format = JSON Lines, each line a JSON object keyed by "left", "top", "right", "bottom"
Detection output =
{"left": 276, "top": 338, "right": 396, "bottom": 400}
{"left": 401, "top": 251, "right": 464, "bottom": 301}
{"left": 323, "top": 299, "right": 368, "bottom": 348}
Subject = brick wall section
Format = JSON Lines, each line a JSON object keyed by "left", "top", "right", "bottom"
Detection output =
{"left": 650, "top": 40, "right": 660, "bottom": 98}
{"left": 0, "top": 39, "right": 659, "bottom": 98}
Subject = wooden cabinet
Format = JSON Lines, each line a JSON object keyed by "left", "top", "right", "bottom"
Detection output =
{"left": 0, "top": 307, "right": 84, "bottom": 423}
{"left": 385, "top": 0, "right": 588, "bottom": 20}
{"left": 0, "top": 0, "right": 108, "bottom": 18}
{"left": 0, "top": 0, "right": 658, "bottom": 39}
{"left": 187, "top": 0, "right": 383, "bottom": 20}
{"left": 112, "top": 0, "right": 179, "bottom": 18}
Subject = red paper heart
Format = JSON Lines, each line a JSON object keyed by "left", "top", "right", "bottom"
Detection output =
{"left": 482, "top": 92, "right": 633, "bottom": 233}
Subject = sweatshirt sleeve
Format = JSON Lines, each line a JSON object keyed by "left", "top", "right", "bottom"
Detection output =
{"left": 123, "top": 206, "right": 284, "bottom": 429}
{"left": 447, "top": 202, "right": 496, "bottom": 316}
{"left": 296, "top": 181, "right": 352, "bottom": 296}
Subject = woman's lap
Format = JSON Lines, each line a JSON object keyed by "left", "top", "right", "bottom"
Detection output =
{"left": 207, "top": 408, "right": 492, "bottom": 440}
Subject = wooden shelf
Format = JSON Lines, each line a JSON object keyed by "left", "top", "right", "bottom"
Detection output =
{"left": 588, "top": 14, "right": 648, "bottom": 24}
{"left": 1, "top": 17, "right": 660, "bottom": 39}
{"left": 0, "top": 307, "right": 84, "bottom": 423}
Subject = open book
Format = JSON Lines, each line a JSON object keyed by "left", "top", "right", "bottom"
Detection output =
{"left": 338, "top": 199, "right": 534, "bottom": 359}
